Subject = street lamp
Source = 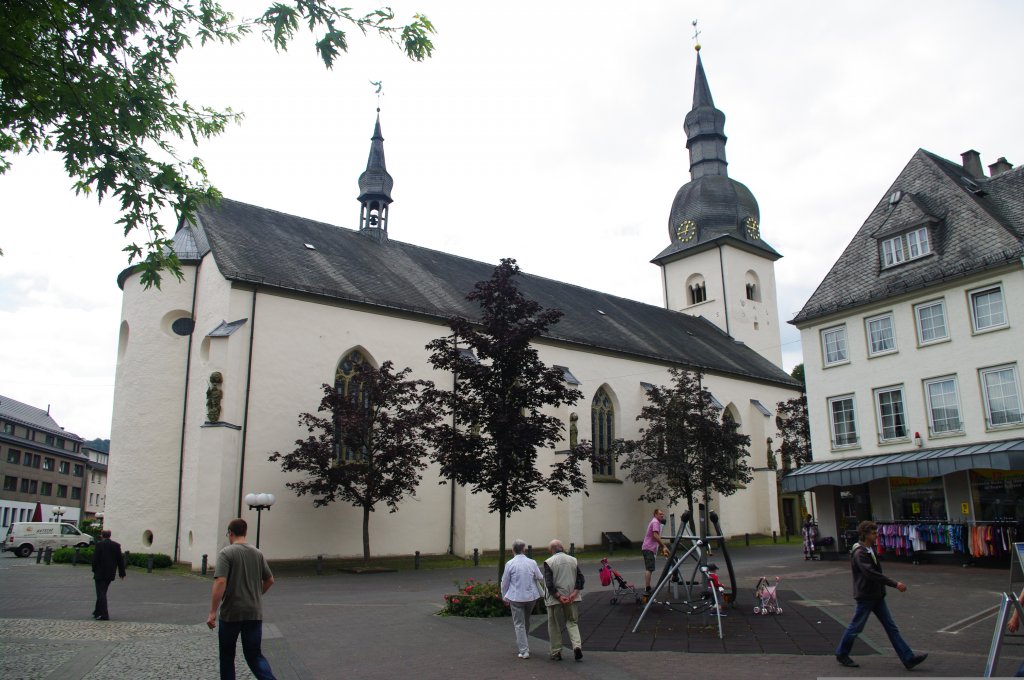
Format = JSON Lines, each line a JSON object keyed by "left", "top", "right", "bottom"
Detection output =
{"left": 243, "top": 493, "right": 276, "bottom": 549}
{"left": 52, "top": 505, "right": 66, "bottom": 523}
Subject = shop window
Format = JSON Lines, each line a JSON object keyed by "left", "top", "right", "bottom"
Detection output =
{"left": 924, "top": 376, "right": 962, "bottom": 435}
{"left": 914, "top": 299, "right": 948, "bottom": 344}
{"left": 980, "top": 364, "right": 1023, "bottom": 428}
{"left": 836, "top": 485, "right": 872, "bottom": 550}
{"left": 821, "top": 326, "right": 848, "bottom": 366}
{"left": 971, "top": 470, "right": 1024, "bottom": 521}
{"left": 889, "top": 476, "right": 946, "bottom": 520}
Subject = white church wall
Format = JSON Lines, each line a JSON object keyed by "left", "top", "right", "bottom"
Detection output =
{"left": 106, "top": 265, "right": 197, "bottom": 556}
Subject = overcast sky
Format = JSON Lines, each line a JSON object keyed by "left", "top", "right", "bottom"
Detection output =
{"left": 1, "top": 1, "right": 1022, "bottom": 440}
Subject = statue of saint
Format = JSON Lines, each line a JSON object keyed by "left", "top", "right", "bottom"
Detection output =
{"left": 206, "top": 372, "right": 223, "bottom": 422}
{"left": 569, "top": 412, "right": 579, "bottom": 449}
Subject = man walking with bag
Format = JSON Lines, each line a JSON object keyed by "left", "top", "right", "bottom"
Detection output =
{"left": 835, "top": 520, "right": 927, "bottom": 670}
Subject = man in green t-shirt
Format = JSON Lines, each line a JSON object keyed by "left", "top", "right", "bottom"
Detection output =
{"left": 206, "top": 518, "right": 277, "bottom": 680}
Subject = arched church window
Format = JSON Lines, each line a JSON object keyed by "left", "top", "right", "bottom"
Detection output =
{"left": 592, "top": 387, "right": 615, "bottom": 477}
{"left": 335, "top": 349, "right": 371, "bottom": 462}
{"left": 744, "top": 270, "right": 761, "bottom": 302}
{"left": 745, "top": 283, "right": 756, "bottom": 300}
{"left": 690, "top": 283, "right": 707, "bottom": 305}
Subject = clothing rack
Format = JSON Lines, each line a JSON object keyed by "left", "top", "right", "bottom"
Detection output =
{"left": 872, "top": 520, "right": 1019, "bottom": 558}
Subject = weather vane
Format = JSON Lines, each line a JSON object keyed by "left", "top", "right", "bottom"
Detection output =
{"left": 369, "top": 80, "right": 383, "bottom": 109}
{"left": 691, "top": 19, "right": 702, "bottom": 51}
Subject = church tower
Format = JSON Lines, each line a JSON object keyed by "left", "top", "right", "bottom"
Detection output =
{"left": 357, "top": 110, "right": 394, "bottom": 242}
{"left": 652, "top": 47, "right": 783, "bottom": 367}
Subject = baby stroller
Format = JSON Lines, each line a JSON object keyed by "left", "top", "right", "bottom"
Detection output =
{"left": 753, "top": 576, "right": 782, "bottom": 615}
{"left": 599, "top": 557, "right": 642, "bottom": 604}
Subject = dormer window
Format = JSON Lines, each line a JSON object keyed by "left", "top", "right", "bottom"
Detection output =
{"left": 881, "top": 226, "right": 931, "bottom": 268}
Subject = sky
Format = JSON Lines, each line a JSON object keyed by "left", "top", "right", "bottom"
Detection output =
{"left": 1, "top": 1, "right": 1022, "bottom": 440}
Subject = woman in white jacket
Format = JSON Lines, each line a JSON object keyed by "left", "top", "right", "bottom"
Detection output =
{"left": 500, "top": 539, "right": 545, "bottom": 659}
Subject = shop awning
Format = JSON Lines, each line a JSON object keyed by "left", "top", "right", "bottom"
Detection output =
{"left": 781, "top": 438, "right": 1024, "bottom": 492}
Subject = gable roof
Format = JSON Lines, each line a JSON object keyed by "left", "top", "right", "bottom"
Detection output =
{"left": 792, "top": 149, "right": 1024, "bottom": 325}
{"left": 172, "top": 198, "right": 798, "bottom": 389}
{"left": 0, "top": 394, "right": 82, "bottom": 441}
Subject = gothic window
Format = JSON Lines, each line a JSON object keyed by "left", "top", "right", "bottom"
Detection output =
{"left": 591, "top": 387, "right": 615, "bottom": 477}
{"left": 335, "top": 349, "right": 372, "bottom": 462}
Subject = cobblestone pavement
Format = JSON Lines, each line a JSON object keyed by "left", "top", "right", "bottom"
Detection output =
{"left": 1, "top": 544, "right": 1020, "bottom": 679}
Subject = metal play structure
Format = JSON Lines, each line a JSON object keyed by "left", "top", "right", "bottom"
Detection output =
{"left": 631, "top": 508, "right": 738, "bottom": 639}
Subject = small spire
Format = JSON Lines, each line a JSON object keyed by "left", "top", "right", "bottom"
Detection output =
{"left": 684, "top": 45, "right": 728, "bottom": 179}
{"left": 358, "top": 105, "right": 394, "bottom": 240}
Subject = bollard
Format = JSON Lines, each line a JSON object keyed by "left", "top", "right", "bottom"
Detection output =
{"left": 785, "top": 530, "right": 790, "bottom": 543}
{"left": 44, "top": 546, "right": 53, "bottom": 564}
{"left": 772, "top": 530, "right": 777, "bottom": 544}
{"left": 36, "top": 548, "right": 43, "bottom": 564}
{"left": 201, "top": 554, "right": 208, "bottom": 576}
{"left": 609, "top": 537, "right": 615, "bottom": 555}
{"left": 147, "top": 555, "right": 154, "bottom": 573}
{"left": 526, "top": 545, "right": 533, "bottom": 559}
{"left": 316, "top": 555, "right": 323, "bottom": 576}
{"left": 414, "top": 551, "right": 421, "bottom": 570}
{"left": 473, "top": 548, "right": 479, "bottom": 566}
{"left": 745, "top": 533, "right": 750, "bottom": 547}
{"left": 73, "top": 547, "right": 80, "bottom": 566}
{"left": 569, "top": 542, "right": 575, "bottom": 556}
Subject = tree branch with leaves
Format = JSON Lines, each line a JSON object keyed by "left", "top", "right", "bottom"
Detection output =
{"left": 0, "top": 1, "right": 435, "bottom": 287}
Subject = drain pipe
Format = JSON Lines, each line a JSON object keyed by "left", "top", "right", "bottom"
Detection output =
{"left": 173, "top": 259, "right": 202, "bottom": 564}
{"left": 236, "top": 286, "right": 258, "bottom": 517}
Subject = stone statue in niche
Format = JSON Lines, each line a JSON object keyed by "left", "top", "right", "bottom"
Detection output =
{"left": 766, "top": 437, "right": 777, "bottom": 470}
{"left": 206, "top": 371, "right": 223, "bottom": 422}
{"left": 569, "top": 412, "right": 579, "bottom": 449}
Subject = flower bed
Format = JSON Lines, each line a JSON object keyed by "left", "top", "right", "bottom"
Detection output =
{"left": 439, "top": 578, "right": 509, "bottom": 618}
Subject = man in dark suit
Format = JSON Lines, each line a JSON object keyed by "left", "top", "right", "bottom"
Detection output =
{"left": 91, "top": 529, "right": 126, "bottom": 620}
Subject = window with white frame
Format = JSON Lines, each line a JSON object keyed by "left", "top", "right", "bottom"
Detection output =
{"left": 828, "top": 395, "right": 858, "bottom": 447}
{"left": 924, "top": 376, "right": 962, "bottom": 435}
{"left": 880, "top": 227, "right": 931, "bottom": 268}
{"left": 980, "top": 365, "right": 1023, "bottom": 427}
{"left": 874, "top": 386, "right": 908, "bottom": 441}
{"left": 970, "top": 285, "right": 1007, "bottom": 332}
{"left": 821, "top": 326, "right": 848, "bottom": 366}
{"left": 914, "top": 300, "right": 948, "bottom": 344}
{"left": 866, "top": 313, "right": 897, "bottom": 355}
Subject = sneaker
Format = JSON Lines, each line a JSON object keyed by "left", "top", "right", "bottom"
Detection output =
{"left": 517, "top": 652, "right": 529, "bottom": 659}
{"left": 836, "top": 656, "right": 858, "bottom": 668}
{"left": 904, "top": 654, "right": 927, "bottom": 670}
{"left": 574, "top": 647, "right": 583, "bottom": 661}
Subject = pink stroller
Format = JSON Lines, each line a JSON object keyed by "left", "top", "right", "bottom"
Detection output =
{"left": 753, "top": 576, "right": 782, "bottom": 615}
{"left": 599, "top": 557, "right": 642, "bottom": 604}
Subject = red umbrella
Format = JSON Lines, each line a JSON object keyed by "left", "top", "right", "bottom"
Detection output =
{"left": 30, "top": 502, "right": 42, "bottom": 522}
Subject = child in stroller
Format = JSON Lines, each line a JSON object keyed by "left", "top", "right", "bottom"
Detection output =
{"left": 599, "top": 557, "right": 642, "bottom": 604}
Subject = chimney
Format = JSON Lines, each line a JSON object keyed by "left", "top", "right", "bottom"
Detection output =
{"left": 961, "top": 150, "right": 984, "bottom": 178}
{"left": 988, "top": 157, "right": 1014, "bottom": 177}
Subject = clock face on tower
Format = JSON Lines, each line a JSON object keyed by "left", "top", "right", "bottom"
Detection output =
{"left": 676, "top": 219, "right": 697, "bottom": 243}
{"left": 745, "top": 217, "right": 760, "bottom": 240}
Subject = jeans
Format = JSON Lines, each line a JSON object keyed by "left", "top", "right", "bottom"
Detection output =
{"left": 835, "top": 597, "right": 913, "bottom": 664}
{"left": 218, "top": 619, "right": 276, "bottom": 680}
{"left": 509, "top": 601, "right": 533, "bottom": 655}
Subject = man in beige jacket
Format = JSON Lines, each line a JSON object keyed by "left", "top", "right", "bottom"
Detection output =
{"left": 543, "top": 539, "right": 585, "bottom": 661}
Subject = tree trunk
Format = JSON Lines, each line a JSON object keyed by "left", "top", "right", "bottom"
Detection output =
{"left": 497, "top": 511, "right": 506, "bottom": 579}
{"left": 362, "top": 505, "right": 371, "bottom": 566}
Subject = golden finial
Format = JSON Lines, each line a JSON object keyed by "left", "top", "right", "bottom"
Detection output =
{"left": 692, "top": 20, "right": 702, "bottom": 51}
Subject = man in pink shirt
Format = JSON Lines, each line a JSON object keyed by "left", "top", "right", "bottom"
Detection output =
{"left": 642, "top": 508, "right": 670, "bottom": 594}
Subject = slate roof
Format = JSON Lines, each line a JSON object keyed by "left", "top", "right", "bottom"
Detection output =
{"left": 170, "top": 198, "right": 798, "bottom": 389}
{"left": 792, "top": 149, "right": 1024, "bottom": 325}
{"left": 0, "top": 394, "right": 82, "bottom": 441}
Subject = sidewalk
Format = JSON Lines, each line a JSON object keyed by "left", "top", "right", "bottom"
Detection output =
{"left": 0, "top": 545, "right": 1017, "bottom": 679}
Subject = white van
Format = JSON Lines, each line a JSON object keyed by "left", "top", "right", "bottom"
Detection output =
{"left": 3, "top": 522, "right": 93, "bottom": 557}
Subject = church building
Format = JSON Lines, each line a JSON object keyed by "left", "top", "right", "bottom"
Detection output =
{"left": 105, "top": 50, "right": 801, "bottom": 566}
